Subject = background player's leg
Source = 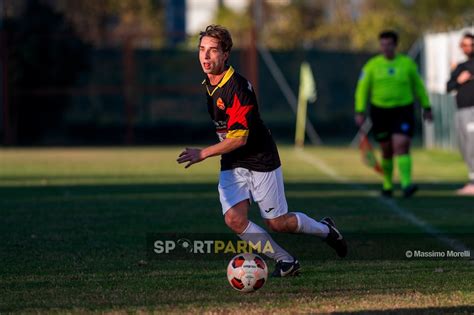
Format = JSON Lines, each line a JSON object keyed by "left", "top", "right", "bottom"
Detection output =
{"left": 393, "top": 133, "right": 411, "bottom": 189}
{"left": 380, "top": 139, "right": 394, "bottom": 194}
{"left": 463, "top": 116, "right": 474, "bottom": 191}
{"left": 393, "top": 133, "right": 416, "bottom": 196}
{"left": 371, "top": 106, "right": 393, "bottom": 195}
{"left": 456, "top": 108, "right": 474, "bottom": 194}
{"left": 225, "top": 199, "right": 294, "bottom": 262}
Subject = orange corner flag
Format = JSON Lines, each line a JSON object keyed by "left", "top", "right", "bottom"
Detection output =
{"left": 359, "top": 134, "right": 383, "bottom": 175}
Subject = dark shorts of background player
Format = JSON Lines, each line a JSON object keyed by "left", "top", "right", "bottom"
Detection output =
{"left": 370, "top": 104, "right": 415, "bottom": 142}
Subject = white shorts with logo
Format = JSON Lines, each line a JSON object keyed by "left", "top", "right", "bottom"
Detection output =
{"left": 218, "top": 166, "right": 288, "bottom": 219}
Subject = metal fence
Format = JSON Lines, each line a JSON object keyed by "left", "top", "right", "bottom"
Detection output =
{"left": 423, "top": 92, "right": 458, "bottom": 150}
{"left": 2, "top": 47, "right": 374, "bottom": 145}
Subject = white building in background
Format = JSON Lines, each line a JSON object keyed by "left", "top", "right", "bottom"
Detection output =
{"left": 422, "top": 27, "right": 474, "bottom": 151}
{"left": 185, "top": 0, "right": 249, "bottom": 35}
{"left": 423, "top": 28, "right": 474, "bottom": 93}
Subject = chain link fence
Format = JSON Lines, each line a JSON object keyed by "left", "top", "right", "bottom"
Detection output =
{"left": 423, "top": 92, "right": 458, "bottom": 151}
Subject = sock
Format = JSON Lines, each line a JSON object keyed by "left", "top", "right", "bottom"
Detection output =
{"left": 396, "top": 154, "right": 412, "bottom": 189}
{"left": 238, "top": 221, "right": 293, "bottom": 262}
{"left": 293, "top": 212, "right": 329, "bottom": 238}
{"left": 381, "top": 158, "right": 394, "bottom": 190}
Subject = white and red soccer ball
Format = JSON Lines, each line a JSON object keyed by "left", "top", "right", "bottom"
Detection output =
{"left": 227, "top": 253, "right": 268, "bottom": 293}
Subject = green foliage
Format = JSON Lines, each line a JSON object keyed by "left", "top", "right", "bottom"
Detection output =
{"left": 185, "top": 4, "right": 253, "bottom": 50}
{"left": 50, "top": 0, "right": 165, "bottom": 47}
{"left": 210, "top": 0, "right": 474, "bottom": 51}
{"left": 261, "top": 2, "right": 313, "bottom": 50}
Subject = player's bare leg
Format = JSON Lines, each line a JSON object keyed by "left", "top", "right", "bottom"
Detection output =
{"left": 224, "top": 200, "right": 299, "bottom": 277}
{"left": 224, "top": 199, "right": 251, "bottom": 234}
{"left": 265, "top": 213, "right": 347, "bottom": 258}
{"left": 264, "top": 213, "right": 297, "bottom": 233}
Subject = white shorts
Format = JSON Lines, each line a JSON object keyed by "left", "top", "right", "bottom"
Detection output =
{"left": 218, "top": 167, "right": 288, "bottom": 219}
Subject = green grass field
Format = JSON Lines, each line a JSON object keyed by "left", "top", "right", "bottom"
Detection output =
{"left": 1, "top": 146, "right": 473, "bottom": 314}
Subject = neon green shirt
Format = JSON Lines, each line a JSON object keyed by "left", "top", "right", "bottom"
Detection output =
{"left": 355, "top": 54, "right": 430, "bottom": 113}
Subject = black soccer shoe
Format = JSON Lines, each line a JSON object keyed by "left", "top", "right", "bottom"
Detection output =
{"left": 271, "top": 259, "right": 301, "bottom": 277}
{"left": 320, "top": 217, "right": 348, "bottom": 258}
{"left": 381, "top": 189, "right": 393, "bottom": 198}
{"left": 402, "top": 184, "right": 418, "bottom": 198}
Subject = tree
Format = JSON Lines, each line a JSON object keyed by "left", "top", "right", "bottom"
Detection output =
{"left": 48, "top": 0, "right": 165, "bottom": 48}
{"left": 205, "top": 0, "right": 474, "bottom": 51}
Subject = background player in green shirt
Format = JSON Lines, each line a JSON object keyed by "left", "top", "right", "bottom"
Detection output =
{"left": 355, "top": 30, "right": 433, "bottom": 197}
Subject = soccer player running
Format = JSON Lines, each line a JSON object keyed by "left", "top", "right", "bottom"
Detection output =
{"left": 355, "top": 30, "right": 432, "bottom": 198}
{"left": 447, "top": 32, "right": 474, "bottom": 195}
{"left": 177, "top": 25, "right": 347, "bottom": 277}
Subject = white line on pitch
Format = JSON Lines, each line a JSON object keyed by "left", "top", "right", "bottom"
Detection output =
{"left": 296, "top": 149, "right": 472, "bottom": 254}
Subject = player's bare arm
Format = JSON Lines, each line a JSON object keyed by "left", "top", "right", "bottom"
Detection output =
{"left": 177, "top": 136, "right": 247, "bottom": 168}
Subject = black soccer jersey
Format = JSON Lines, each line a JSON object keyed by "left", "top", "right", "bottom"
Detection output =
{"left": 203, "top": 66, "right": 281, "bottom": 172}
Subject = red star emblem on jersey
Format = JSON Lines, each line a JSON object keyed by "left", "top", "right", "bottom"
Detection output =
{"left": 226, "top": 94, "right": 253, "bottom": 129}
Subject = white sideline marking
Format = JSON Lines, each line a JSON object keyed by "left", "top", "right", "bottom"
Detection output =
{"left": 296, "top": 148, "right": 348, "bottom": 183}
{"left": 296, "top": 149, "right": 472, "bottom": 254}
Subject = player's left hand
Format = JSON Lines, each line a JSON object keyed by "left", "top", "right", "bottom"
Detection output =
{"left": 423, "top": 108, "right": 433, "bottom": 122}
{"left": 177, "top": 148, "right": 205, "bottom": 168}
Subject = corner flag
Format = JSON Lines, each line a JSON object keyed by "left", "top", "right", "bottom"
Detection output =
{"left": 359, "top": 133, "right": 383, "bottom": 175}
{"left": 295, "top": 62, "right": 317, "bottom": 147}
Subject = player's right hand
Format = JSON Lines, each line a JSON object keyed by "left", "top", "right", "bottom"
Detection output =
{"left": 457, "top": 70, "right": 472, "bottom": 85}
{"left": 177, "top": 148, "right": 205, "bottom": 168}
{"left": 354, "top": 114, "right": 365, "bottom": 127}
{"left": 423, "top": 108, "right": 433, "bottom": 122}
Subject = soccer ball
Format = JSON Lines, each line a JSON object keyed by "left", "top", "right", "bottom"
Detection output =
{"left": 227, "top": 253, "right": 268, "bottom": 293}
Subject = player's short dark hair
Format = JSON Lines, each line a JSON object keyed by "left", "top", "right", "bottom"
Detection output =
{"left": 462, "top": 32, "right": 474, "bottom": 41}
{"left": 379, "top": 30, "right": 399, "bottom": 45}
{"left": 199, "top": 25, "right": 233, "bottom": 53}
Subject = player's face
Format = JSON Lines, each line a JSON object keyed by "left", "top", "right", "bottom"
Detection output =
{"left": 199, "top": 36, "right": 229, "bottom": 75}
{"left": 380, "top": 38, "right": 397, "bottom": 59}
{"left": 460, "top": 37, "right": 474, "bottom": 57}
